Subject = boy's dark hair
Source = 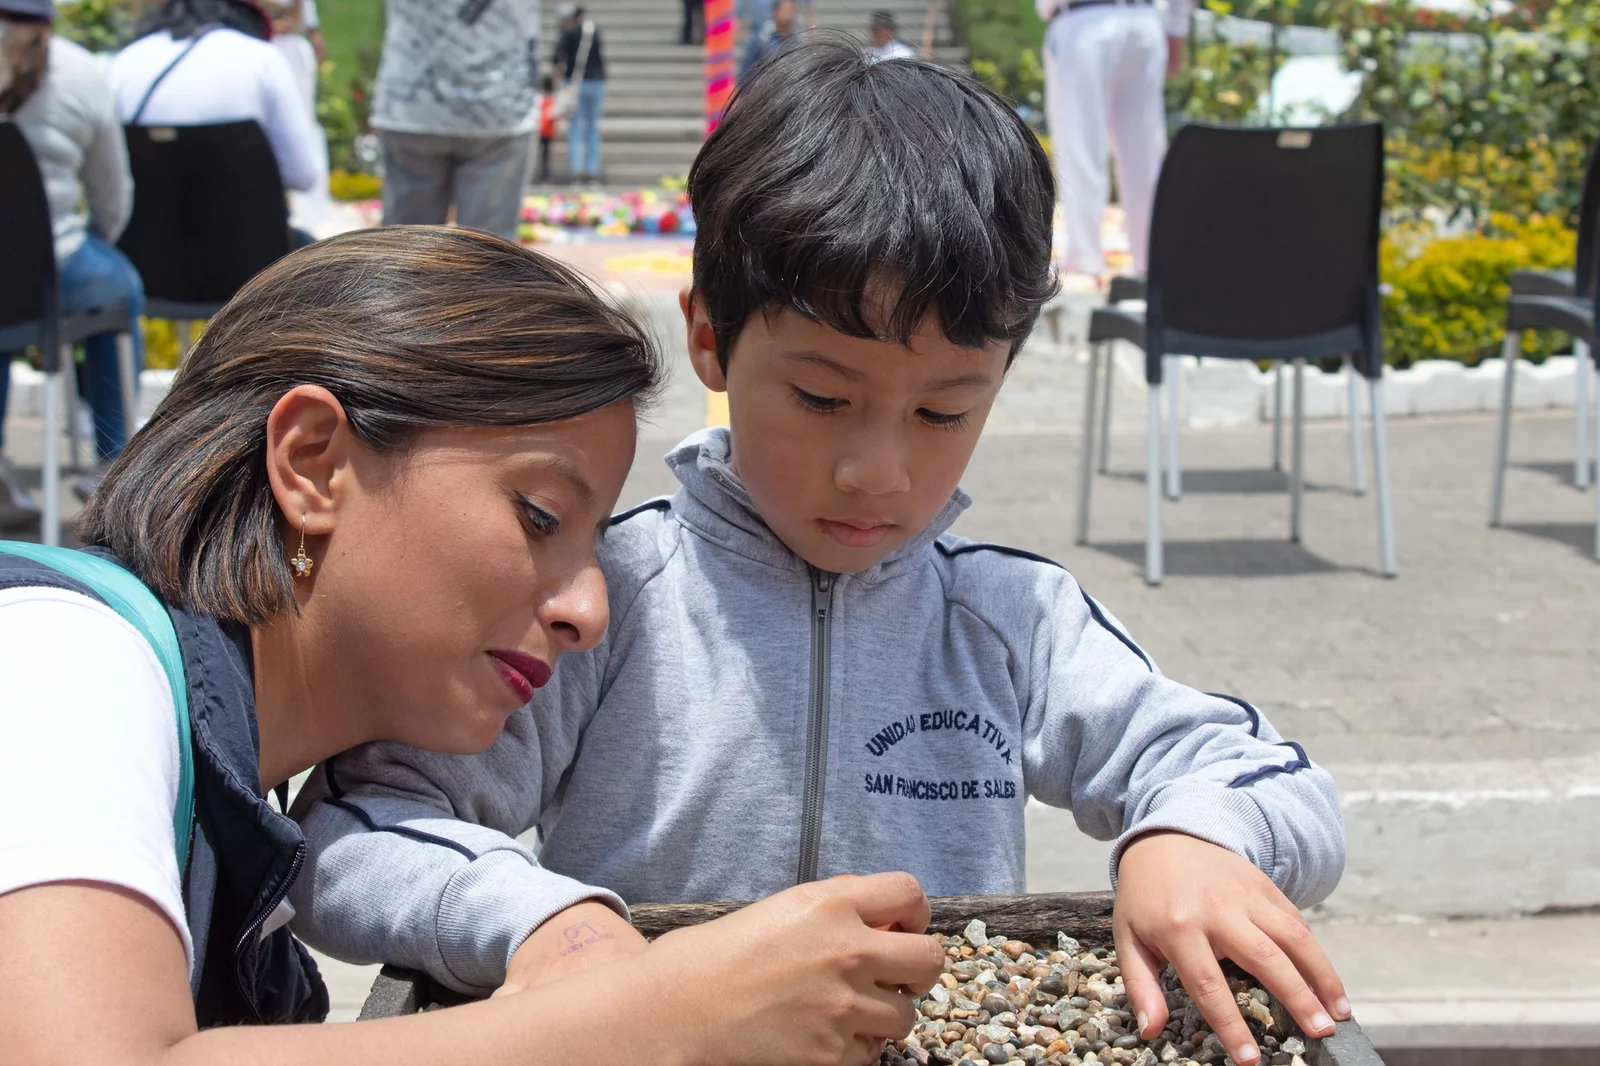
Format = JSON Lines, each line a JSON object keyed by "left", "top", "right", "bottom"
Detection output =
{"left": 870, "top": 10, "right": 897, "bottom": 30}
{"left": 687, "top": 33, "right": 1057, "bottom": 371}
{"left": 541, "top": 73, "right": 554, "bottom": 91}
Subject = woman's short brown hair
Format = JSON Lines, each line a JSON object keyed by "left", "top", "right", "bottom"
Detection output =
{"left": 78, "top": 226, "right": 662, "bottom": 626}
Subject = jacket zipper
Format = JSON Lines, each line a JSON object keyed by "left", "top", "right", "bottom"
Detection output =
{"left": 797, "top": 569, "right": 835, "bottom": 884}
{"left": 233, "top": 840, "right": 305, "bottom": 1021}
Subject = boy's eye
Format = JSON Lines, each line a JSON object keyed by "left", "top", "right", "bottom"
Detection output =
{"left": 792, "top": 387, "right": 845, "bottom": 414}
{"left": 515, "top": 493, "right": 561, "bottom": 537}
{"left": 918, "top": 408, "right": 971, "bottom": 431}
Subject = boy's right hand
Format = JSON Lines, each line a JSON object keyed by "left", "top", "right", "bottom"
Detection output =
{"left": 640, "top": 872, "right": 943, "bottom": 1066}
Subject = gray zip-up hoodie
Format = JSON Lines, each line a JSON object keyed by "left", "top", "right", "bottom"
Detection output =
{"left": 289, "top": 428, "right": 1344, "bottom": 995}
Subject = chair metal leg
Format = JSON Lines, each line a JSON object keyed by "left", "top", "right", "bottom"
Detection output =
{"left": 1272, "top": 362, "right": 1285, "bottom": 471}
{"left": 1165, "top": 356, "right": 1182, "bottom": 501}
{"left": 1146, "top": 382, "right": 1164, "bottom": 585}
{"left": 61, "top": 346, "right": 82, "bottom": 473}
{"left": 1097, "top": 342, "right": 1115, "bottom": 475}
{"left": 41, "top": 370, "right": 62, "bottom": 547}
{"left": 1371, "top": 375, "right": 1398, "bottom": 577}
{"left": 1577, "top": 341, "right": 1591, "bottom": 490}
{"left": 117, "top": 332, "right": 138, "bottom": 449}
{"left": 176, "top": 319, "right": 193, "bottom": 360}
{"left": 1346, "top": 355, "right": 1367, "bottom": 496}
{"left": 1290, "top": 358, "right": 1305, "bottom": 543}
{"left": 1579, "top": 341, "right": 1596, "bottom": 490}
{"left": 1594, "top": 368, "right": 1600, "bottom": 561}
{"left": 1076, "top": 343, "right": 1101, "bottom": 546}
{"left": 1490, "top": 331, "right": 1519, "bottom": 527}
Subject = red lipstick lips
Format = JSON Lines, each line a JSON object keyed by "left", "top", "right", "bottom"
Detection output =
{"left": 488, "top": 650, "right": 553, "bottom": 704}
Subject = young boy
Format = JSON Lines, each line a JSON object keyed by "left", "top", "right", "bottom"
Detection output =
{"left": 291, "top": 38, "right": 1349, "bottom": 1065}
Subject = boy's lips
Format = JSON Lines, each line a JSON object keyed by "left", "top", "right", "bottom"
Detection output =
{"left": 489, "top": 650, "right": 553, "bottom": 704}
{"left": 819, "top": 518, "right": 895, "bottom": 548}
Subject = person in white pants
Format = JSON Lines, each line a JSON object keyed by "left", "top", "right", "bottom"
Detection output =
{"left": 1038, "top": 0, "right": 1190, "bottom": 280}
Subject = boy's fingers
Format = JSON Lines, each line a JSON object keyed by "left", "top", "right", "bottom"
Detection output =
{"left": 1113, "top": 922, "right": 1171, "bottom": 1039}
{"left": 1166, "top": 937, "right": 1262, "bottom": 1066}
{"left": 865, "top": 930, "right": 947, "bottom": 991}
{"left": 1254, "top": 904, "right": 1350, "bottom": 1021}
{"left": 1219, "top": 921, "right": 1334, "bottom": 1042}
{"left": 832, "top": 871, "right": 932, "bottom": 935}
{"left": 854, "top": 982, "right": 920, "bottom": 1040}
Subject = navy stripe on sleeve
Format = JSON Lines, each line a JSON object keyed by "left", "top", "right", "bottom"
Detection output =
{"left": 608, "top": 498, "right": 671, "bottom": 526}
{"left": 934, "top": 541, "right": 1154, "bottom": 672}
{"left": 1206, "top": 692, "right": 1263, "bottom": 738}
{"left": 323, "top": 754, "right": 480, "bottom": 862}
{"left": 1226, "top": 741, "right": 1312, "bottom": 789}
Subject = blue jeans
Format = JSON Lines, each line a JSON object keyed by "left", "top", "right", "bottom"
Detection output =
{"left": 0, "top": 236, "right": 145, "bottom": 459}
{"left": 569, "top": 79, "right": 606, "bottom": 178}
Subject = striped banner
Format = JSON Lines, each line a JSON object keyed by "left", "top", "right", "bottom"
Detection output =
{"left": 704, "top": 0, "right": 736, "bottom": 134}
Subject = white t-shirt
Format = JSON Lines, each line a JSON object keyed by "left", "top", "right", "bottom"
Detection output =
{"left": 0, "top": 586, "right": 194, "bottom": 968}
{"left": 867, "top": 39, "right": 916, "bottom": 63}
{"left": 109, "top": 28, "right": 323, "bottom": 192}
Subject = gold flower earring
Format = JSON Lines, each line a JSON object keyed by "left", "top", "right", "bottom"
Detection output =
{"left": 291, "top": 515, "right": 314, "bottom": 579}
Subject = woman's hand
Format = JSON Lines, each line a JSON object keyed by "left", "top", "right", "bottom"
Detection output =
{"left": 638, "top": 871, "right": 944, "bottom": 1066}
{"left": 1114, "top": 832, "right": 1351, "bottom": 1066}
{"left": 495, "top": 899, "right": 649, "bottom": 997}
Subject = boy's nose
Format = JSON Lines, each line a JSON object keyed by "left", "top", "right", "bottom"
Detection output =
{"left": 835, "top": 437, "right": 912, "bottom": 496}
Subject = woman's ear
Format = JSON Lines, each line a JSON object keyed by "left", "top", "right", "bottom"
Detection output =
{"left": 263, "top": 385, "right": 356, "bottom": 537}
{"left": 680, "top": 286, "right": 728, "bottom": 392}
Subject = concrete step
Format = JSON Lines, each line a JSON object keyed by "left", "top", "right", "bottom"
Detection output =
{"left": 595, "top": 116, "right": 705, "bottom": 141}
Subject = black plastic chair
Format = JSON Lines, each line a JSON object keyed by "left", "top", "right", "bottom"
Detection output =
{"left": 1488, "top": 138, "right": 1600, "bottom": 560}
{"left": 1075, "top": 123, "right": 1396, "bottom": 585}
{"left": 118, "top": 120, "right": 290, "bottom": 341}
{"left": 1504, "top": 143, "right": 1600, "bottom": 489}
{"left": 0, "top": 121, "right": 138, "bottom": 545}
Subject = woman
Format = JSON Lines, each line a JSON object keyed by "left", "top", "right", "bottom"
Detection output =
{"left": 0, "top": 227, "right": 939, "bottom": 1064}
{"left": 111, "top": 0, "right": 324, "bottom": 231}
{"left": 0, "top": 0, "right": 145, "bottom": 515}
{"left": 553, "top": 4, "right": 605, "bottom": 185}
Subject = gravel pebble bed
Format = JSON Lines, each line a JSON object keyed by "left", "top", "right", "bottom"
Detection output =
{"left": 883, "top": 920, "right": 1306, "bottom": 1066}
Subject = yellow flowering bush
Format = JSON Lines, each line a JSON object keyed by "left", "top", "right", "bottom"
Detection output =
{"left": 1380, "top": 214, "right": 1575, "bottom": 367}
{"left": 329, "top": 170, "right": 383, "bottom": 202}
{"left": 141, "top": 319, "right": 205, "bottom": 372}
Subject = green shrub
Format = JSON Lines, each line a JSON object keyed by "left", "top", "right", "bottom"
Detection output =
{"left": 53, "top": 0, "right": 136, "bottom": 52}
{"left": 1380, "top": 214, "right": 1575, "bottom": 367}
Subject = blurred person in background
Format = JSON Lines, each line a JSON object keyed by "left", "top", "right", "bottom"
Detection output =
{"left": 736, "top": 0, "right": 810, "bottom": 75}
{"left": 111, "top": 0, "right": 324, "bottom": 249}
{"left": 749, "top": 0, "right": 797, "bottom": 68}
{"left": 1037, "top": 0, "right": 1191, "bottom": 284}
{"left": 553, "top": 4, "right": 605, "bottom": 186}
{"left": 536, "top": 72, "right": 557, "bottom": 183}
{"left": 681, "top": 0, "right": 701, "bottom": 45}
{"left": 265, "top": 0, "right": 323, "bottom": 108}
{"left": 372, "top": 0, "right": 542, "bottom": 240}
{"left": 865, "top": 10, "right": 913, "bottom": 61}
{"left": 0, "top": 0, "right": 143, "bottom": 522}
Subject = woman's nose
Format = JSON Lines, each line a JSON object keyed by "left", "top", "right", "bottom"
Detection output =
{"left": 542, "top": 559, "right": 610, "bottom": 655}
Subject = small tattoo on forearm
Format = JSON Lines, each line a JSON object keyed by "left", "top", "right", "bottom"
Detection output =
{"left": 557, "top": 922, "right": 617, "bottom": 956}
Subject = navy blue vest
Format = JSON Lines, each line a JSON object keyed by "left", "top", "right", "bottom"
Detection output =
{"left": 0, "top": 550, "right": 328, "bottom": 1027}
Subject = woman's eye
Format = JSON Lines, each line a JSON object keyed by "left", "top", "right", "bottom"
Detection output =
{"left": 792, "top": 388, "right": 845, "bottom": 414}
{"left": 919, "top": 408, "right": 971, "bottom": 431}
{"left": 516, "top": 494, "right": 561, "bottom": 536}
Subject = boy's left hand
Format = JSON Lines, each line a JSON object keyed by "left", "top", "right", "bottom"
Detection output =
{"left": 1113, "top": 831, "right": 1351, "bottom": 1066}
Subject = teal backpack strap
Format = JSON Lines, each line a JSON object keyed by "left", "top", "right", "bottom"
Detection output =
{"left": 0, "top": 542, "right": 196, "bottom": 872}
